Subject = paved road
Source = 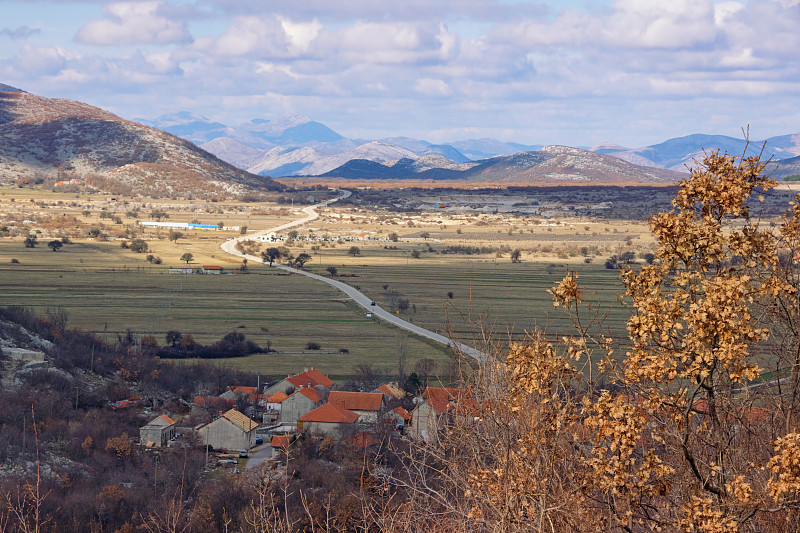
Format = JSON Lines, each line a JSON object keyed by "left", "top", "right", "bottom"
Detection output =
{"left": 220, "top": 189, "right": 486, "bottom": 361}
{"left": 245, "top": 444, "right": 271, "bottom": 470}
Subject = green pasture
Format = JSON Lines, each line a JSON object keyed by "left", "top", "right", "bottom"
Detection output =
{"left": 293, "top": 243, "right": 633, "bottom": 347}
{"left": 0, "top": 238, "right": 633, "bottom": 379}
{"left": 0, "top": 240, "right": 453, "bottom": 378}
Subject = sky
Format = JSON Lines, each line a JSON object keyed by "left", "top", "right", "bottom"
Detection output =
{"left": 0, "top": 0, "right": 799, "bottom": 148}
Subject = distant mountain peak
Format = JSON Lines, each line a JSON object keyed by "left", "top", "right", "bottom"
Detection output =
{"left": 591, "top": 142, "right": 629, "bottom": 152}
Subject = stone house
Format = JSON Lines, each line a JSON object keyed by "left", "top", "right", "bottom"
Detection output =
{"left": 279, "top": 388, "right": 322, "bottom": 426}
{"left": 408, "top": 386, "right": 474, "bottom": 442}
{"left": 196, "top": 408, "right": 258, "bottom": 451}
{"left": 140, "top": 414, "right": 176, "bottom": 447}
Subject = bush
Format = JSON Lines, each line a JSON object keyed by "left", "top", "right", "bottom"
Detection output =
{"left": 129, "top": 239, "right": 148, "bottom": 253}
{"left": 306, "top": 342, "right": 321, "bottom": 350}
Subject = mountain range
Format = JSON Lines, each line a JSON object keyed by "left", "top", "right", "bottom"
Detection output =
{"left": 320, "top": 146, "right": 681, "bottom": 184}
{"left": 141, "top": 111, "right": 800, "bottom": 182}
{"left": 0, "top": 86, "right": 281, "bottom": 198}
{"left": 139, "top": 112, "right": 541, "bottom": 177}
{"left": 1, "top": 83, "right": 798, "bottom": 195}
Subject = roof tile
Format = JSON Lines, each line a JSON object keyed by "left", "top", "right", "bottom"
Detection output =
{"left": 222, "top": 408, "right": 258, "bottom": 432}
{"left": 286, "top": 368, "right": 334, "bottom": 390}
{"left": 328, "top": 391, "right": 383, "bottom": 412}
{"left": 298, "top": 403, "right": 360, "bottom": 424}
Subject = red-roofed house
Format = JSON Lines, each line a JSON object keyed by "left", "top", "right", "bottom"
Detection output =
{"left": 264, "top": 368, "right": 334, "bottom": 396}
{"left": 263, "top": 392, "right": 289, "bottom": 424}
{"left": 140, "top": 414, "right": 176, "bottom": 447}
{"left": 270, "top": 435, "right": 292, "bottom": 459}
{"left": 298, "top": 403, "right": 360, "bottom": 436}
{"left": 409, "top": 386, "right": 473, "bottom": 441}
{"left": 279, "top": 387, "right": 323, "bottom": 426}
{"left": 327, "top": 391, "right": 384, "bottom": 423}
{"left": 201, "top": 265, "right": 222, "bottom": 274}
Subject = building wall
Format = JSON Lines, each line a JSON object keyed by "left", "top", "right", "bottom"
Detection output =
{"left": 140, "top": 425, "right": 174, "bottom": 447}
{"left": 264, "top": 379, "right": 293, "bottom": 396}
{"left": 197, "top": 418, "right": 254, "bottom": 451}
{"left": 409, "top": 402, "right": 439, "bottom": 442}
{"left": 300, "top": 421, "right": 351, "bottom": 437}
{"left": 280, "top": 393, "right": 318, "bottom": 425}
{"left": 352, "top": 409, "right": 379, "bottom": 424}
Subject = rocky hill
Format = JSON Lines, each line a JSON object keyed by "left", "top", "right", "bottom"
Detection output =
{"left": 322, "top": 145, "right": 682, "bottom": 184}
{"left": 0, "top": 89, "right": 281, "bottom": 198}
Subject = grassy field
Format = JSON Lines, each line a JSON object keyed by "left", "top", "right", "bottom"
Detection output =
{"left": 0, "top": 237, "right": 632, "bottom": 375}
{"left": 0, "top": 240, "right": 456, "bottom": 378}
{"left": 0, "top": 186, "right": 644, "bottom": 379}
{"left": 296, "top": 248, "right": 632, "bottom": 347}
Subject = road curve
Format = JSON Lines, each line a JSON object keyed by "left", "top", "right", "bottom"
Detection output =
{"left": 220, "top": 189, "right": 486, "bottom": 361}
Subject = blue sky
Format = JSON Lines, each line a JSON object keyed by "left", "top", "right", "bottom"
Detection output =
{"left": 1, "top": 0, "right": 798, "bottom": 147}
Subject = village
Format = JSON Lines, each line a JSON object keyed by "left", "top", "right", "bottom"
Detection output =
{"left": 135, "top": 367, "right": 471, "bottom": 472}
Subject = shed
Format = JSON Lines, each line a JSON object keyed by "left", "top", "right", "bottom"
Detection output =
{"left": 201, "top": 265, "right": 222, "bottom": 274}
{"left": 140, "top": 414, "right": 176, "bottom": 447}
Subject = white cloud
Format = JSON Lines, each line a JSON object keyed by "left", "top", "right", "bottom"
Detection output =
{"left": 713, "top": 1, "right": 745, "bottom": 25}
{"left": 144, "top": 51, "right": 181, "bottom": 74}
{"left": 280, "top": 18, "right": 322, "bottom": 55}
{"left": 16, "top": 44, "right": 67, "bottom": 75}
{"left": 202, "top": 15, "right": 314, "bottom": 59}
{"left": 601, "top": 0, "right": 717, "bottom": 48}
{"left": 414, "top": 77, "right": 452, "bottom": 96}
{"left": 76, "top": 1, "right": 191, "bottom": 46}
{"left": 5, "top": 0, "right": 800, "bottom": 147}
{"left": 334, "top": 21, "right": 454, "bottom": 65}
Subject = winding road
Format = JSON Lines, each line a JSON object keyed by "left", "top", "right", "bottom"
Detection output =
{"left": 220, "top": 189, "right": 486, "bottom": 361}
